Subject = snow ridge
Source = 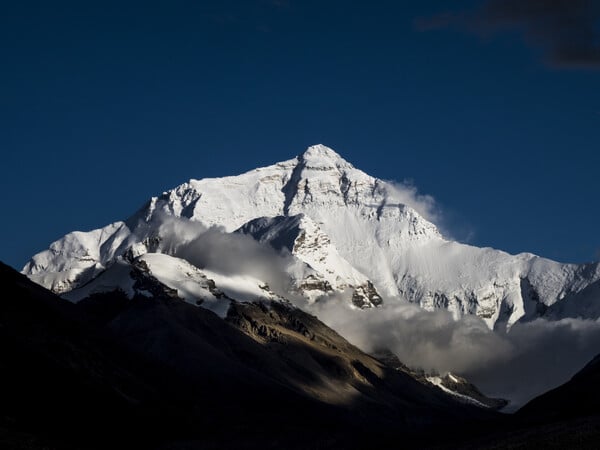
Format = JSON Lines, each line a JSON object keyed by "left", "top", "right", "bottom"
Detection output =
{"left": 23, "top": 144, "right": 600, "bottom": 329}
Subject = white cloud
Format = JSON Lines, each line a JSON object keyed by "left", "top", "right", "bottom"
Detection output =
{"left": 308, "top": 295, "right": 600, "bottom": 410}
{"left": 384, "top": 179, "right": 440, "bottom": 224}
{"left": 138, "top": 214, "right": 300, "bottom": 299}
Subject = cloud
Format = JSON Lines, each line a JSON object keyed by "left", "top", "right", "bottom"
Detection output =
{"left": 310, "top": 298, "right": 513, "bottom": 375}
{"left": 383, "top": 179, "right": 471, "bottom": 241}
{"left": 140, "top": 214, "right": 301, "bottom": 297}
{"left": 309, "top": 295, "right": 600, "bottom": 409}
{"left": 469, "top": 318, "right": 600, "bottom": 409}
{"left": 417, "top": 0, "right": 600, "bottom": 68}
{"left": 176, "top": 227, "right": 296, "bottom": 293}
{"left": 384, "top": 180, "right": 440, "bottom": 224}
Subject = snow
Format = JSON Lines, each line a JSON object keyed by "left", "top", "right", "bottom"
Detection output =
{"left": 24, "top": 222, "right": 133, "bottom": 293}
{"left": 138, "top": 253, "right": 231, "bottom": 317}
{"left": 237, "top": 214, "right": 378, "bottom": 304}
{"left": 23, "top": 144, "right": 600, "bottom": 329}
{"left": 62, "top": 258, "right": 136, "bottom": 302}
{"left": 61, "top": 252, "right": 284, "bottom": 318}
{"left": 426, "top": 376, "right": 488, "bottom": 408}
{"left": 201, "top": 269, "right": 279, "bottom": 303}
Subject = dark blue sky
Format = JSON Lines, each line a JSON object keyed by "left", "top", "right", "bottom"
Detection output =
{"left": 2, "top": 0, "right": 599, "bottom": 269}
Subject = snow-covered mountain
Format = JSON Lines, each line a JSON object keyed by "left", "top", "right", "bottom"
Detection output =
{"left": 23, "top": 144, "right": 600, "bottom": 329}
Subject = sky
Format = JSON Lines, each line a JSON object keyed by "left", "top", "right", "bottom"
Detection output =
{"left": 2, "top": 0, "right": 599, "bottom": 269}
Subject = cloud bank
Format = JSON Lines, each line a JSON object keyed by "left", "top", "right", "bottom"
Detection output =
{"left": 309, "top": 295, "right": 600, "bottom": 410}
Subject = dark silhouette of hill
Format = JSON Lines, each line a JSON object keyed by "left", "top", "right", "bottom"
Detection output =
{"left": 0, "top": 261, "right": 493, "bottom": 449}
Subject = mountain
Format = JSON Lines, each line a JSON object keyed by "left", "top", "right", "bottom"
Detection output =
{"left": 0, "top": 261, "right": 495, "bottom": 449}
{"left": 452, "top": 353, "right": 600, "bottom": 449}
{"left": 518, "top": 353, "right": 600, "bottom": 421}
{"left": 372, "top": 348, "right": 508, "bottom": 410}
{"left": 23, "top": 144, "right": 600, "bottom": 330}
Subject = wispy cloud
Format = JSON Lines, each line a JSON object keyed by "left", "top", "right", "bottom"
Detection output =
{"left": 417, "top": 0, "right": 600, "bottom": 69}
{"left": 383, "top": 179, "right": 473, "bottom": 241}
{"left": 151, "top": 215, "right": 299, "bottom": 296}
{"left": 384, "top": 179, "right": 440, "bottom": 225}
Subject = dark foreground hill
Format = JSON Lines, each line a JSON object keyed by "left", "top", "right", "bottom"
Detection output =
{"left": 0, "top": 261, "right": 496, "bottom": 449}
{"left": 3, "top": 260, "right": 600, "bottom": 449}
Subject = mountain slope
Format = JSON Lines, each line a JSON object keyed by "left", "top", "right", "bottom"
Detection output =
{"left": 518, "top": 353, "right": 600, "bottom": 421}
{"left": 1, "top": 261, "right": 495, "bottom": 449}
{"left": 0, "top": 261, "right": 184, "bottom": 449}
{"left": 448, "top": 354, "right": 600, "bottom": 449}
{"left": 237, "top": 214, "right": 382, "bottom": 306}
{"left": 23, "top": 144, "right": 600, "bottom": 329}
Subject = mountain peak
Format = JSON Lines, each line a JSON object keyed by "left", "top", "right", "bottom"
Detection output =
{"left": 22, "top": 144, "right": 600, "bottom": 333}
{"left": 298, "top": 144, "right": 352, "bottom": 169}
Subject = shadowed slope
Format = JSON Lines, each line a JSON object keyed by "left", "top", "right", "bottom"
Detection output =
{"left": 518, "top": 353, "right": 600, "bottom": 420}
{"left": 0, "top": 261, "right": 494, "bottom": 449}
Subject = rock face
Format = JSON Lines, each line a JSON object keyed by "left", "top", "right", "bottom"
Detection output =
{"left": 23, "top": 144, "right": 600, "bottom": 329}
{"left": 237, "top": 214, "right": 382, "bottom": 307}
